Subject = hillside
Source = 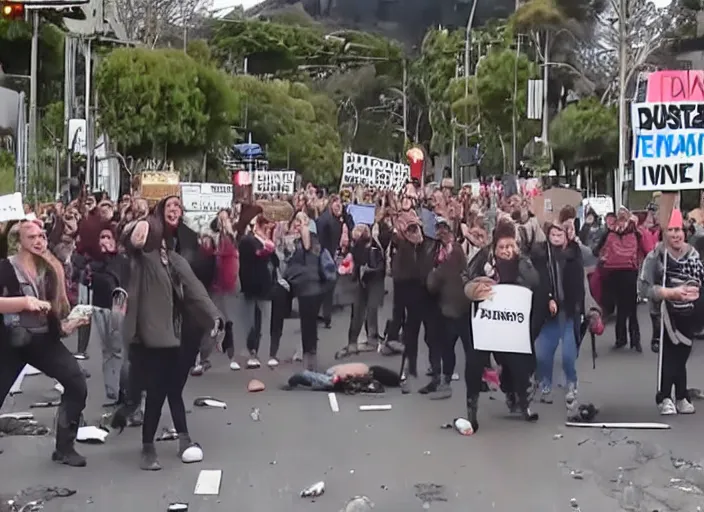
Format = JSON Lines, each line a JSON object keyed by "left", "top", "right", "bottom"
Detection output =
{"left": 246, "top": 0, "right": 516, "bottom": 45}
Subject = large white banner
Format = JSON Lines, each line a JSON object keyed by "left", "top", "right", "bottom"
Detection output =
{"left": 631, "top": 102, "right": 704, "bottom": 191}
{"left": 471, "top": 284, "right": 533, "bottom": 354}
{"left": 340, "top": 152, "right": 409, "bottom": 192}
{"left": 253, "top": 171, "right": 296, "bottom": 195}
{"left": 180, "top": 183, "right": 232, "bottom": 212}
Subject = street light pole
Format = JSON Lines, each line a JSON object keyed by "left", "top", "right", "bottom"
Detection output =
{"left": 616, "top": 0, "right": 627, "bottom": 210}
{"left": 464, "top": 0, "right": 478, "bottom": 141}
{"left": 28, "top": 10, "right": 39, "bottom": 188}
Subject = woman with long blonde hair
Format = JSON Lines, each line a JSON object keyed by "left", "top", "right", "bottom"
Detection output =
{"left": 0, "top": 219, "right": 89, "bottom": 466}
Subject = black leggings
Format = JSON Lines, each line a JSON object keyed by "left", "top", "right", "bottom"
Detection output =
{"left": 269, "top": 284, "right": 292, "bottom": 359}
{"left": 0, "top": 334, "right": 87, "bottom": 448}
{"left": 656, "top": 330, "right": 692, "bottom": 404}
{"left": 299, "top": 294, "right": 323, "bottom": 355}
{"left": 130, "top": 345, "right": 188, "bottom": 444}
{"left": 610, "top": 269, "right": 640, "bottom": 343}
{"left": 431, "top": 314, "right": 465, "bottom": 378}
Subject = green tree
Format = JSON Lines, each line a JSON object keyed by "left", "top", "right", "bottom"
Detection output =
{"left": 232, "top": 76, "right": 342, "bottom": 186}
{"left": 94, "top": 47, "right": 240, "bottom": 158}
{"left": 549, "top": 97, "right": 618, "bottom": 167}
{"left": 0, "top": 150, "right": 15, "bottom": 195}
{"left": 449, "top": 48, "right": 539, "bottom": 172}
{"left": 210, "top": 19, "right": 401, "bottom": 78}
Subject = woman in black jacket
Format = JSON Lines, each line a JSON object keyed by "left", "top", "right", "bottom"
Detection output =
{"left": 533, "top": 223, "right": 585, "bottom": 411}
{"left": 335, "top": 224, "right": 385, "bottom": 359}
{"left": 462, "top": 220, "right": 549, "bottom": 432}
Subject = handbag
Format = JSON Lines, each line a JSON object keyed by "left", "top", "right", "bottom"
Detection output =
{"left": 2, "top": 288, "right": 32, "bottom": 348}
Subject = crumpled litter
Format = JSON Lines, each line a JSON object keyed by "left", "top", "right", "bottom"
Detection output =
{"left": 250, "top": 408, "right": 261, "bottom": 421}
{"left": 688, "top": 388, "right": 704, "bottom": 400}
{"left": 193, "top": 397, "right": 227, "bottom": 409}
{"left": 300, "top": 481, "right": 325, "bottom": 498}
{"left": 0, "top": 487, "right": 76, "bottom": 512}
{"left": 342, "top": 496, "right": 374, "bottom": 511}
{"left": 167, "top": 504, "right": 188, "bottom": 512}
{"left": 440, "top": 418, "right": 474, "bottom": 436}
{"left": 0, "top": 417, "right": 49, "bottom": 437}
{"left": 414, "top": 483, "right": 447, "bottom": 503}
{"left": 156, "top": 427, "right": 178, "bottom": 441}
{"left": 76, "top": 426, "right": 108, "bottom": 444}
{"left": 567, "top": 403, "right": 599, "bottom": 423}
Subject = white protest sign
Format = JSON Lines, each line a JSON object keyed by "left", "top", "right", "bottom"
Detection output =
{"left": 471, "top": 284, "right": 533, "bottom": 354}
{"left": 631, "top": 102, "right": 704, "bottom": 191}
{"left": 0, "top": 193, "right": 25, "bottom": 222}
{"left": 180, "top": 183, "right": 232, "bottom": 212}
{"left": 340, "top": 152, "right": 409, "bottom": 192}
{"left": 253, "top": 171, "right": 296, "bottom": 195}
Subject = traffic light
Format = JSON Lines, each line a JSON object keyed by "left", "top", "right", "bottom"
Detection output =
{"left": 1, "top": 2, "right": 25, "bottom": 19}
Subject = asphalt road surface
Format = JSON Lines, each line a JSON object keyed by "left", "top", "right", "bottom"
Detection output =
{"left": 2, "top": 302, "right": 704, "bottom": 512}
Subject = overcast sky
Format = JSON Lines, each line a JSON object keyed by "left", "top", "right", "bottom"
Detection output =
{"left": 212, "top": 0, "right": 673, "bottom": 14}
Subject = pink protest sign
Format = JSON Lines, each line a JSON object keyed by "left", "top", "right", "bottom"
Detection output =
{"left": 647, "top": 70, "right": 704, "bottom": 102}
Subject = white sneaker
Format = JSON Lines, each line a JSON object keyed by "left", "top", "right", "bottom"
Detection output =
{"left": 267, "top": 358, "right": 279, "bottom": 368}
{"left": 293, "top": 351, "right": 303, "bottom": 362}
{"left": 676, "top": 398, "right": 695, "bottom": 414}
{"left": 246, "top": 358, "right": 261, "bottom": 369}
{"left": 53, "top": 382, "right": 65, "bottom": 394}
{"left": 565, "top": 383, "right": 578, "bottom": 405}
{"left": 181, "top": 443, "right": 203, "bottom": 464}
{"left": 229, "top": 361, "right": 241, "bottom": 371}
{"left": 659, "top": 398, "right": 677, "bottom": 415}
{"left": 451, "top": 373, "right": 460, "bottom": 381}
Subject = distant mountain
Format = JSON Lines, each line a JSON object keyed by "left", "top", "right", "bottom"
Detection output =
{"left": 246, "top": 0, "right": 516, "bottom": 45}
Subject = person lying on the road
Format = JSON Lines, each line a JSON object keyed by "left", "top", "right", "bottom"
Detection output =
{"left": 282, "top": 362, "right": 401, "bottom": 393}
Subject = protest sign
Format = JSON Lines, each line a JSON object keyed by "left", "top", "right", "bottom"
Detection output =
{"left": 646, "top": 70, "right": 704, "bottom": 103}
{"left": 471, "top": 284, "right": 533, "bottom": 354}
{"left": 253, "top": 171, "right": 296, "bottom": 195}
{"left": 340, "top": 152, "right": 409, "bottom": 192}
{"left": 180, "top": 183, "right": 232, "bottom": 212}
{"left": 0, "top": 192, "right": 25, "bottom": 222}
{"left": 631, "top": 102, "right": 704, "bottom": 191}
{"left": 347, "top": 204, "right": 376, "bottom": 226}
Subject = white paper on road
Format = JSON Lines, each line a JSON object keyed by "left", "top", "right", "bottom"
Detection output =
{"left": 328, "top": 393, "right": 339, "bottom": 413}
{"left": 359, "top": 405, "right": 392, "bottom": 411}
{"left": 471, "top": 284, "right": 533, "bottom": 354}
{"left": 194, "top": 470, "right": 223, "bottom": 495}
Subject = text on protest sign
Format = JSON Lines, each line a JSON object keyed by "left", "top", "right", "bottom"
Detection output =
{"left": 253, "top": 171, "right": 296, "bottom": 195}
{"left": 0, "top": 193, "right": 25, "bottom": 222}
{"left": 647, "top": 70, "right": 704, "bottom": 103}
{"left": 340, "top": 152, "right": 410, "bottom": 192}
{"left": 471, "top": 284, "right": 533, "bottom": 354}
{"left": 179, "top": 183, "right": 232, "bottom": 212}
{"left": 631, "top": 102, "right": 704, "bottom": 191}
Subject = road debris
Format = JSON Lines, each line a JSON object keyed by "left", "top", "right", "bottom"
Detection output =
{"left": 570, "top": 470, "right": 584, "bottom": 480}
{"left": 167, "top": 503, "right": 188, "bottom": 511}
{"left": 553, "top": 433, "right": 563, "bottom": 440}
{"left": 247, "top": 379, "right": 265, "bottom": 392}
{"left": 359, "top": 405, "right": 391, "bottom": 412}
{"left": 414, "top": 483, "right": 447, "bottom": 503}
{"left": 250, "top": 408, "right": 261, "bottom": 421}
{"left": 193, "top": 470, "right": 222, "bottom": 495}
{"left": 300, "top": 481, "right": 325, "bottom": 498}
{"left": 328, "top": 393, "right": 339, "bottom": 412}
{"left": 76, "top": 426, "right": 108, "bottom": 444}
{"left": 193, "top": 397, "right": 227, "bottom": 409}
{"left": 156, "top": 427, "right": 178, "bottom": 441}
{"left": 0, "top": 417, "right": 49, "bottom": 436}
{"left": 342, "top": 496, "right": 374, "bottom": 511}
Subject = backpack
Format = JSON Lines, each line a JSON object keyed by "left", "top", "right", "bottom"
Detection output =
{"left": 601, "top": 231, "right": 639, "bottom": 270}
{"left": 318, "top": 248, "right": 338, "bottom": 283}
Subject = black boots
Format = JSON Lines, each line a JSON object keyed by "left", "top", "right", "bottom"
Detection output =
{"left": 466, "top": 395, "right": 479, "bottom": 433}
{"left": 418, "top": 376, "right": 440, "bottom": 395}
{"left": 52, "top": 412, "right": 86, "bottom": 467}
{"left": 651, "top": 312, "right": 661, "bottom": 353}
{"left": 222, "top": 321, "right": 234, "bottom": 358}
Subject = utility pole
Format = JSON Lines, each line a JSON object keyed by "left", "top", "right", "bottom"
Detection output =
{"left": 512, "top": 35, "right": 521, "bottom": 173}
{"left": 464, "top": 0, "right": 478, "bottom": 144}
{"left": 616, "top": 0, "right": 628, "bottom": 210}
{"left": 402, "top": 58, "right": 407, "bottom": 144}
{"left": 28, "top": 10, "right": 39, "bottom": 189}
{"left": 540, "top": 32, "right": 550, "bottom": 156}
{"left": 84, "top": 38, "right": 92, "bottom": 189}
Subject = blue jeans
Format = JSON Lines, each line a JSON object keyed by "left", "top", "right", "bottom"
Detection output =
{"left": 536, "top": 315, "right": 578, "bottom": 389}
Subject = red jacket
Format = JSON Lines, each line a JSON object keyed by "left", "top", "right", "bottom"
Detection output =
{"left": 211, "top": 234, "right": 238, "bottom": 294}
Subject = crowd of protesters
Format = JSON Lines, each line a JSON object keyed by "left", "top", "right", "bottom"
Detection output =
{"left": 1, "top": 175, "right": 704, "bottom": 470}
